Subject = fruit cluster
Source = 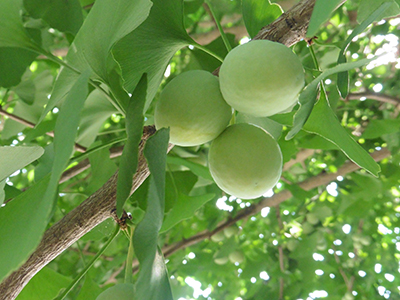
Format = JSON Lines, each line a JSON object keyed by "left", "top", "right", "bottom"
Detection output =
{"left": 155, "top": 40, "right": 305, "bottom": 199}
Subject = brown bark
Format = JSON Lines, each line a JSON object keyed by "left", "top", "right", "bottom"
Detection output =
{"left": 0, "top": 0, "right": 348, "bottom": 298}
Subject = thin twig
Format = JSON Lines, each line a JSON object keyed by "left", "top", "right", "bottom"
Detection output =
{"left": 0, "top": 107, "right": 87, "bottom": 153}
{"left": 347, "top": 92, "right": 400, "bottom": 105}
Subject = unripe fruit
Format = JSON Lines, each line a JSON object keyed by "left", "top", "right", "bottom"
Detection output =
{"left": 223, "top": 226, "right": 239, "bottom": 238}
{"left": 214, "top": 256, "right": 229, "bottom": 265}
{"left": 154, "top": 70, "right": 232, "bottom": 146}
{"left": 306, "top": 213, "right": 319, "bottom": 225}
{"left": 211, "top": 231, "right": 225, "bottom": 242}
{"left": 229, "top": 251, "right": 245, "bottom": 263}
{"left": 219, "top": 40, "right": 305, "bottom": 117}
{"left": 208, "top": 123, "right": 282, "bottom": 199}
{"left": 96, "top": 283, "right": 135, "bottom": 300}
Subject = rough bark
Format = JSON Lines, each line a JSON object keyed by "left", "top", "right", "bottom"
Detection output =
{"left": 0, "top": 0, "right": 347, "bottom": 298}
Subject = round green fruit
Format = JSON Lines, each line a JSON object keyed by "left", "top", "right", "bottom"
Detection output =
{"left": 223, "top": 226, "right": 239, "bottom": 238}
{"left": 229, "top": 251, "right": 245, "bottom": 263}
{"left": 219, "top": 40, "right": 305, "bottom": 117}
{"left": 306, "top": 213, "right": 319, "bottom": 225}
{"left": 211, "top": 231, "right": 225, "bottom": 242}
{"left": 214, "top": 256, "right": 229, "bottom": 265}
{"left": 154, "top": 70, "right": 232, "bottom": 146}
{"left": 208, "top": 123, "right": 282, "bottom": 199}
{"left": 96, "top": 283, "right": 135, "bottom": 300}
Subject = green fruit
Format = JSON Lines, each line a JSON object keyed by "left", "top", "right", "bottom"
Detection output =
{"left": 229, "top": 251, "right": 245, "bottom": 263}
{"left": 360, "top": 236, "right": 371, "bottom": 246}
{"left": 219, "top": 40, "right": 305, "bottom": 117}
{"left": 223, "top": 226, "right": 239, "bottom": 238}
{"left": 211, "top": 231, "right": 225, "bottom": 242}
{"left": 154, "top": 70, "right": 232, "bottom": 146}
{"left": 96, "top": 283, "right": 135, "bottom": 300}
{"left": 214, "top": 256, "right": 229, "bottom": 265}
{"left": 306, "top": 213, "right": 319, "bottom": 225}
{"left": 208, "top": 123, "right": 282, "bottom": 199}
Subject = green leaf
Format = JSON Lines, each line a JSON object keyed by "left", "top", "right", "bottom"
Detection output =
{"left": 43, "top": 70, "right": 90, "bottom": 211}
{"left": 303, "top": 90, "right": 380, "bottom": 177}
{"left": 12, "top": 76, "right": 36, "bottom": 105}
{"left": 75, "top": 275, "right": 103, "bottom": 300}
{"left": 337, "top": 2, "right": 392, "bottom": 97}
{"left": 23, "top": 0, "right": 83, "bottom": 35}
{"left": 0, "top": 0, "right": 37, "bottom": 49}
{"left": 2, "top": 70, "right": 54, "bottom": 139}
{"left": 113, "top": 0, "right": 195, "bottom": 110}
{"left": 76, "top": 90, "right": 118, "bottom": 147}
{"left": 0, "top": 180, "right": 5, "bottom": 206}
{"left": 167, "top": 156, "right": 213, "bottom": 181}
{"left": 41, "top": 0, "right": 153, "bottom": 120}
{"left": 133, "top": 128, "right": 173, "bottom": 300}
{"left": 85, "top": 147, "right": 117, "bottom": 195}
{"left": 0, "top": 175, "right": 51, "bottom": 283}
{"left": 357, "top": 0, "right": 400, "bottom": 23}
{"left": 306, "top": 0, "right": 343, "bottom": 38}
{"left": 161, "top": 193, "right": 215, "bottom": 233}
{"left": 16, "top": 267, "right": 72, "bottom": 300}
{"left": 0, "top": 48, "right": 37, "bottom": 88}
{"left": 116, "top": 74, "right": 147, "bottom": 217}
{"left": 362, "top": 119, "right": 400, "bottom": 139}
{"left": 96, "top": 283, "right": 135, "bottom": 300}
{"left": 187, "top": 34, "right": 236, "bottom": 72}
{"left": 0, "top": 146, "right": 44, "bottom": 181}
{"left": 286, "top": 57, "right": 378, "bottom": 140}
{"left": 242, "top": 0, "right": 283, "bottom": 38}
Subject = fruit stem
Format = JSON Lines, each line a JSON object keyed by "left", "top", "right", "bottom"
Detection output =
{"left": 308, "top": 44, "right": 321, "bottom": 71}
{"left": 54, "top": 225, "right": 120, "bottom": 300}
{"left": 124, "top": 226, "right": 135, "bottom": 284}
{"left": 193, "top": 43, "right": 224, "bottom": 62}
{"left": 204, "top": 0, "right": 232, "bottom": 52}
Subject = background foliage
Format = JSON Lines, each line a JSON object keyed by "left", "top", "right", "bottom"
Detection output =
{"left": 1, "top": 0, "right": 400, "bottom": 299}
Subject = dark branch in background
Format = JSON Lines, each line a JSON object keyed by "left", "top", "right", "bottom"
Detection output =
{"left": 347, "top": 92, "right": 400, "bottom": 105}
{"left": 0, "top": 106, "right": 87, "bottom": 153}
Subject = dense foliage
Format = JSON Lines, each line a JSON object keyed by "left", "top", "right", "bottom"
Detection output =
{"left": 1, "top": 0, "right": 400, "bottom": 299}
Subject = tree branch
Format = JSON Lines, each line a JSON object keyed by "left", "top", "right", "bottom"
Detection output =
{"left": 0, "top": 106, "right": 87, "bottom": 153}
{"left": 347, "top": 92, "right": 400, "bottom": 105}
